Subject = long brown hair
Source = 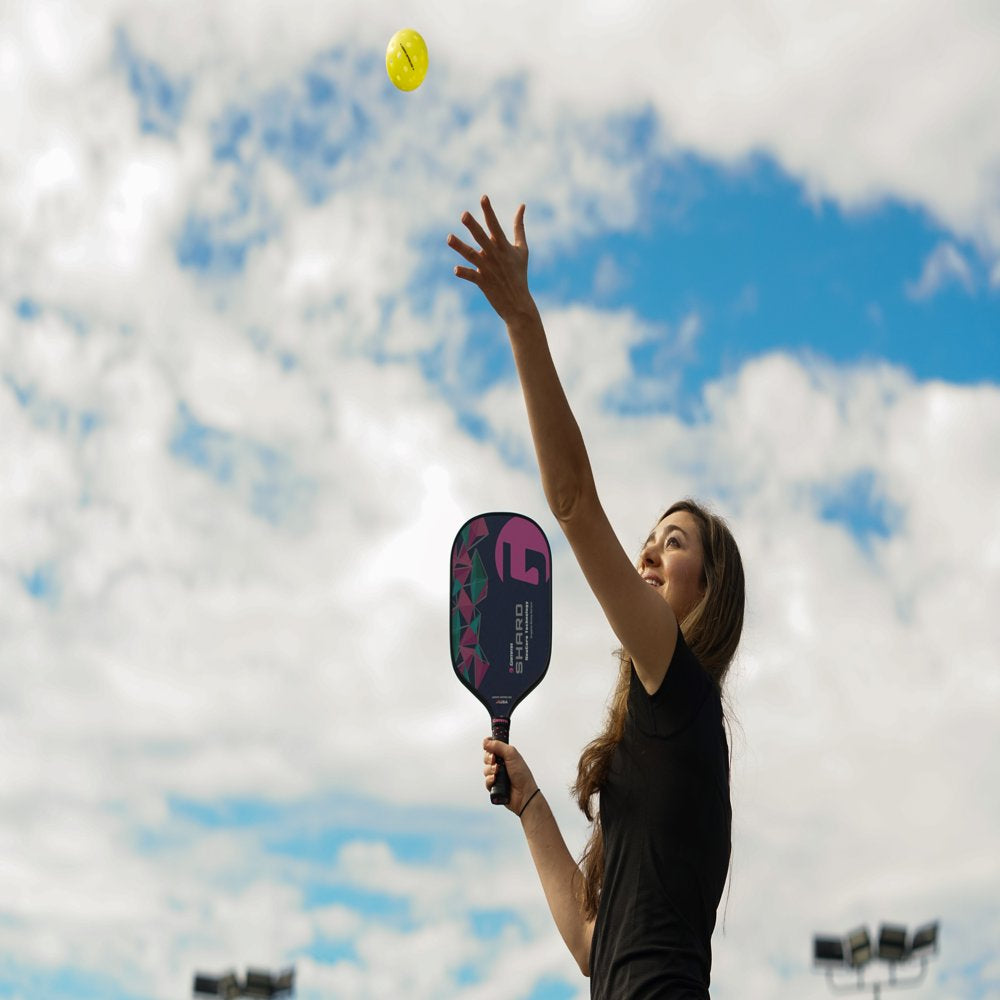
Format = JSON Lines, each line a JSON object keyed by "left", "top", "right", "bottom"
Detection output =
{"left": 570, "top": 498, "right": 745, "bottom": 920}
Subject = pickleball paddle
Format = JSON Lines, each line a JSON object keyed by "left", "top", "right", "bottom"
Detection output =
{"left": 450, "top": 512, "right": 553, "bottom": 805}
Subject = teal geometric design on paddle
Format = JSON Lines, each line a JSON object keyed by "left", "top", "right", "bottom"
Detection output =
{"left": 458, "top": 610, "right": 487, "bottom": 684}
{"left": 469, "top": 550, "right": 488, "bottom": 602}
{"left": 452, "top": 605, "right": 484, "bottom": 658}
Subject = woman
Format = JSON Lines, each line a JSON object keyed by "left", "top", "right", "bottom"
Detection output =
{"left": 447, "top": 197, "right": 745, "bottom": 998}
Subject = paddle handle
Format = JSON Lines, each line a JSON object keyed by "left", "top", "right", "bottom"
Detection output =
{"left": 490, "top": 717, "right": 511, "bottom": 806}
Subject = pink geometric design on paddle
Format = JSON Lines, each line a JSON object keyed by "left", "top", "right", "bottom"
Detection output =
{"left": 457, "top": 588, "right": 475, "bottom": 624}
{"left": 466, "top": 517, "right": 488, "bottom": 547}
{"left": 456, "top": 647, "right": 488, "bottom": 686}
{"left": 451, "top": 517, "right": 494, "bottom": 689}
{"left": 452, "top": 542, "right": 470, "bottom": 576}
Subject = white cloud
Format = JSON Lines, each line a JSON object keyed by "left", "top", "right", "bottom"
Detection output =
{"left": 592, "top": 253, "right": 627, "bottom": 299}
{"left": 906, "top": 241, "right": 976, "bottom": 300}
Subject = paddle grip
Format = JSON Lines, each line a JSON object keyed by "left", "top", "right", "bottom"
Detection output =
{"left": 490, "top": 718, "right": 511, "bottom": 806}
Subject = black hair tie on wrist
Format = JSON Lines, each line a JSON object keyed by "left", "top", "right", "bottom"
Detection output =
{"left": 519, "top": 788, "right": 541, "bottom": 817}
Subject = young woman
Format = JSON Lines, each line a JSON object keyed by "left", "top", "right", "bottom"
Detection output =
{"left": 447, "top": 197, "right": 745, "bottom": 999}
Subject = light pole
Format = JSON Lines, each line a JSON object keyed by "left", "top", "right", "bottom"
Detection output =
{"left": 192, "top": 966, "right": 295, "bottom": 998}
{"left": 812, "top": 921, "right": 939, "bottom": 998}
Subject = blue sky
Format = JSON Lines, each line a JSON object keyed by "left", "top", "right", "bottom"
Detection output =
{"left": 2, "top": 3, "right": 999, "bottom": 999}
{"left": 439, "top": 151, "right": 999, "bottom": 406}
{"left": 546, "top": 155, "right": 997, "bottom": 383}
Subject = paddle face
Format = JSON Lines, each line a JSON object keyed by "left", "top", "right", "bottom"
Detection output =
{"left": 450, "top": 512, "right": 552, "bottom": 804}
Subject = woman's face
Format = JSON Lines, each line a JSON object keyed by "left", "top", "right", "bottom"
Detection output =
{"left": 637, "top": 509, "right": 706, "bottom": 623}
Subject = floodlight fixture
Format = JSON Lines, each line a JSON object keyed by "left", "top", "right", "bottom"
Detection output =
{"left": 846, "top": 926, "right": 873, "bottom": 968}
{"left": 193, "top": 971, "right": 239, "bottom": 997}
{"left": 909, "top": 921, "right": 938, "bottom": 957}
{"left": 192, "top": 967, "right": 294, "bottom": 998}
{"left": 813, "top": 918, "right": 940, "bottom": 997}
{"left": 877, "top": 924, "right": 908, "bottom": 963}
{"left": 273, "top": 969, "right": 295, "bottom": 996}
{"left": 244, "top": 969, "right": 274, "bottom": 997}
{"left": 814, "top": 935, "right": 846, "bottom": 967}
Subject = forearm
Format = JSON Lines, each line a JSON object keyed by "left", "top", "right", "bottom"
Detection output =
{"left": 506, "top": 307, "right": 597, "bottom": 521}
{"left": 520, "top": 791, "right": 593, "bottom": 975}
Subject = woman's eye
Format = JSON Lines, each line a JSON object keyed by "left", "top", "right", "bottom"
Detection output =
{"left": 665, "top": 537, "right": 679, "bottom": 548}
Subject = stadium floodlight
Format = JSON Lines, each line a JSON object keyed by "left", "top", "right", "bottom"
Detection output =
{"left": 273, "top": 969, "right": 295, "bottom": 996}
{"left": 244, "top": 969, "right": 275, "bottom": 998}
{"left": 814, "top": 935, "right": 847, "bottom": 967}
{"left": 877, "top": 924, "right": 908, "bottom": 963}
{"left": 846, "top": 926, "right": 873, "bottom": 968}
{"left": 193, "top": 976, "right": 221, "bottom": 996}
{"left": 909, "top": 921, "right": 938, "bottom": 957}
{"left": 194, "top": 972, "right": 239, "bottom": 997}
{"left": 192, "top": 967, "right": 294, "bottom": 998}
{"left": 813, "top": 919, "right": 940, "bottom": 997}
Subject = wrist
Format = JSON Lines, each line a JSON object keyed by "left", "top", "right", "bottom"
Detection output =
{"left": 504, "top": 300, "right": 542, "bottom": 336}
{"left": 518, "top": 786, "right": 542, "bottom": 820}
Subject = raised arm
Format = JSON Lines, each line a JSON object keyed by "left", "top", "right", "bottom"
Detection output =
{"left": 448, "top": 197, "right": 680, "bottom": 693}
{"left": 448, "top": 199, "right": 593, "bottom": 520}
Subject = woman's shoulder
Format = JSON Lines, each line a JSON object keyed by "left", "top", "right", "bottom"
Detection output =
{"left": 628, "top": 628, "right": 716, "bottom": 737}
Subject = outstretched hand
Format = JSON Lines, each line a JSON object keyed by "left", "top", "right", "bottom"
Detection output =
{"left": 447, "top": 196, "right": 539, "bottom": 327}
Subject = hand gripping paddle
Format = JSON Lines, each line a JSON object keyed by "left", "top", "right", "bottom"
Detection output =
{"left": 450, "top": 512, "right": 552, "bottom": 805}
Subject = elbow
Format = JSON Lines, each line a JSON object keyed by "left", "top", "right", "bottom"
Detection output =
{"left": 550, "top": 490, "right": 579, "bottom": 525}
{"left": 575, "top": 913, "right": 594, "bottom": 977}
{"left": 550, "top": 480, "right": 596, "bottom": 527}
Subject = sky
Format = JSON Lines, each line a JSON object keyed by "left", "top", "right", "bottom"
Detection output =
{"left": 1, "top": 1, "right": 999, "bottom": 998}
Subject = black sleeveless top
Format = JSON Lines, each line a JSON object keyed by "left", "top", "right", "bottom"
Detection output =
{"left": 589, "top": 628, "right": 731, "bottom": 999}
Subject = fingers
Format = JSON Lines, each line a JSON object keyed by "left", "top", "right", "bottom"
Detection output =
{"left": 482, "top": 737, "right": 522, "bottom": 800}
{"left": 480, "top": 195, "right": 508, "bottom": 245}
{"left": 461, "top": 209, "right": 491, "bottom": 251}
{"left": 483, "top": 737, "right": 510, "bottom": 759}
{"left": 451, "top": 196, "right": 511, "bottom": 253}
{"left": 513, "top": 203, "right": 526, "bottom": 248}
{"left": 446, "top": 233, "right": 479, "bottom": 264}
{"left": 447, "top": 232, "right": 483, "bottom": 282}
{"left": 453, "top": 265, "right": 480, "bottom": 284}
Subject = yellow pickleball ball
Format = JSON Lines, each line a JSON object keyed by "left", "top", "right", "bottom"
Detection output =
{"left": 386, "top": 28, "right": 428, "bottom": 92}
